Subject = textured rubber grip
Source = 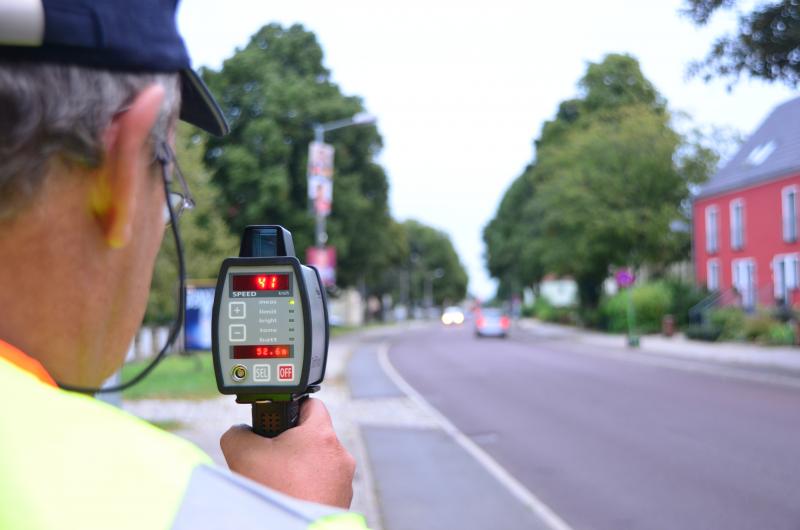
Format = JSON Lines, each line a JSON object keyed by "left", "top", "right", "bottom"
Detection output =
{"left": 251, "top": 400, "right": 301, "bottom": 438}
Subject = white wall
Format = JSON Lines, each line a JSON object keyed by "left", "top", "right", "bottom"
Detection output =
{"left": 541, "top": 279, "right": 577, "bottom": 307}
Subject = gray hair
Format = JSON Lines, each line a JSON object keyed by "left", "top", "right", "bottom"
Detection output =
{"left": 0, "top": 62, "right": 180, "bottom": 220}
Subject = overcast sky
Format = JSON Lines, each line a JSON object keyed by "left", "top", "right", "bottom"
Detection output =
{"left": 179, "top": 0, "right": 796, "bottom": 299}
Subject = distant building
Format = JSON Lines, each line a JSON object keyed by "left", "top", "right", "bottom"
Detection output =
{"left": 537, "top": 275, "right": 618, "bottom": 307}
{"left": 693, "top": 96, "right": 800, "bottom": 309}
{"left": 540, "top": 274, "right": 578, "bottom": 307}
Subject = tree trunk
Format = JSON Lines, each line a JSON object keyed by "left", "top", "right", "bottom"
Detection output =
{"left": 576, "top": 272, "right": 605, "bottom": 310}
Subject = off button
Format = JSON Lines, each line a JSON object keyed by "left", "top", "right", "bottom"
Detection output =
{"left": 278, "top": 364, "right": 294, "bottom": 382}
{"left": 231, "top": 365, "right": 247, "bottom": 382}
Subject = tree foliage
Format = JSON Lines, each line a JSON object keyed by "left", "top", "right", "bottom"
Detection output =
{"left": 485, "top": 54, "right": 718, "bottom": 309}
{"left": 145, "top": 124, "right": 239, "bottom": 325}
{"left": 401, "top": 220, "right": 468, "bottom": 306}
{"left": 200, "top": 23, "right": 399, "bottom": 291}
{"left": 482, "top": 166, "right": 542, "bottom": 299}
{"left": 684, "top": 0, "right": 800, "bottom": 86}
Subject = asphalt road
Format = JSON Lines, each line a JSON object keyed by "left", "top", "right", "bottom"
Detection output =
{"left": 387, "top": 323, "right": 800, "bottom": 530}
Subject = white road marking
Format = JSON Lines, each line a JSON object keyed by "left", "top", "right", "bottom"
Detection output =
{"left": 377, "top": 343, "right": 575, "bottom": 530}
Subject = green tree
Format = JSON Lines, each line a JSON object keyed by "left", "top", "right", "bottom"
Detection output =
{"left": 145, "top": 124, "right": 238, "bottom": 325}
{"left": 200, "top": 23, "right": 398, "bottom": 292}
{"left": 401, "top": 220, "right": 468, "bottom": 307}
{"left": 537, "top": 53, "right": 665, "bottom": 150}
{"left": 534, "top": 105, "right": 696, "bottom": 308}
{"left": 482, "top": 165, "right": 543, "bottom": 299}
{"left": 684, "top": 0, "right": 800, "bottom": 86}
{"left": 484, "top": 54, "right": 717, "bottom": 310}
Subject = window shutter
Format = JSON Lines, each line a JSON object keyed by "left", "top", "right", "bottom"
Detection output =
{"left": 789, "top": 256, "right": 799, "bottom": 289}
{"left": 705, "top": 207, "right": 717, "bottom": 253}
{"left": 774, "top": 257, "right": 784, "bottom": 298}
{"left": 783, "top": 192, "right": 790, "bottom": 241}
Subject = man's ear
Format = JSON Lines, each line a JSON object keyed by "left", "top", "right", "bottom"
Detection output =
{"left": 91, "top": 84, "right": 165, "bottom": 248}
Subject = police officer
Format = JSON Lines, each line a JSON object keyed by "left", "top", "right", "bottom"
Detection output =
{"left": 0, "top": 1, "right": 364, "bottom": 528}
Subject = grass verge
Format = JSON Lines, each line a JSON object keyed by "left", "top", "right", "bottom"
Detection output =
{"left": 121, "top": 352, "right": 217, "bottom": 401}
{"left": 148, "top": 420, "right": 186, "bottom": 432}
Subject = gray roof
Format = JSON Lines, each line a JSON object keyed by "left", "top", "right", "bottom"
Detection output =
{"left": 696, "top": 96, "right": 800, "bottom": 199}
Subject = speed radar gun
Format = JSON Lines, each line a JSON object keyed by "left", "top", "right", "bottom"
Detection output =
{"left": 212, "top": 226, "right": 329, "bottom": 437}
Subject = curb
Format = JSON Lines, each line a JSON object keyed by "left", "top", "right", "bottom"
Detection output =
{"left": 518, "top": 318, "right": 800, "bottom": 373}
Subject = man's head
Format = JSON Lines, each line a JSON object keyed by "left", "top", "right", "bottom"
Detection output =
{"left": 0, "top": 64, "right": 181, "bottom": 221}
{"left": 0, "top": 0, "right": 227, "bottom": 387}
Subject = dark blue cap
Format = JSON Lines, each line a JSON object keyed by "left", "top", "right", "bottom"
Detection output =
{"left": 0, "top": 0, "right": 229, "bottom": 136}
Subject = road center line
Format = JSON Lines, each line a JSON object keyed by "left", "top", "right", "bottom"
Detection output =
{"left": 377, "top": 342, "right": 575, "bottom": 530}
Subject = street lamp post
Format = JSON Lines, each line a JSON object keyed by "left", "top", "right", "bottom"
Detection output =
{"left": 310, "top": 112, "right": 376, "bottom": 249}
{"left": 424, "top": 268, "right": 445, "bottom": 314}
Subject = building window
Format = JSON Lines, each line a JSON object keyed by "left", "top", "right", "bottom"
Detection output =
{"left": 707, "top": 259, "right": 720, "bottom": 291}
{"left": 705, "top": 205, "right": 719, "bottom": 253}
{"left": 773, "top": 253, "right": 799, "bottom": 305}
{"left": 782, "top": 186, "right": 798, "bottom": 243}
{"left": 730, "top": 199, "right": 745, "bottom": 250}
{"left": 745, "top": 140, "right": 777, "bottom": 166}
{"left": 732, "top": 258, "right": 756, "bottom": 310}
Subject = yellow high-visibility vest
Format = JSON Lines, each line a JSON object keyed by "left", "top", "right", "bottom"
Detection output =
{"left": 0, "top": 345, "right": 368, "bottom": 530}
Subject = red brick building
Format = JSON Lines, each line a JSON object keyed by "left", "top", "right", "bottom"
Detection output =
{"left": 693, "top": 96, "right": 800, "bottom": 309}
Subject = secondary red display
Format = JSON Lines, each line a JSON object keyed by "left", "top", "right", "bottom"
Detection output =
{"left": 232, "top": 273, "right": 290, "bottom": 292}
{"left": 232, "top": 345, "right": 293, "bottom": 359}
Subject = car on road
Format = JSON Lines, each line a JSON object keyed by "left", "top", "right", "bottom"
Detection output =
{"left": 474, "top": 308, "right": 510, "bottom": 338}
{"left": 441, "top": 306, "right": 465, "bottom": 326}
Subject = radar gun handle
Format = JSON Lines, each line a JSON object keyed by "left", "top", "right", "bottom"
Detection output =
{"left": 251, "top": 400, "right": 303, "bottom": 438}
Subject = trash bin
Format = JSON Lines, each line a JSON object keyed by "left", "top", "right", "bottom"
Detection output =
{"left": 794, "top": 319, "right": 800, "bottom": 346}
{"left": 662, "top": 314, "right": 675, "bottom": 337}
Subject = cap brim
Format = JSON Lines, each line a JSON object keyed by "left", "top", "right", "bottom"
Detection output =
{"left": 179, "top": 69, "right": 229, "bottom": 136}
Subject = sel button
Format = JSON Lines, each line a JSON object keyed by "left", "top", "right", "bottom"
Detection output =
{"left": 253, "top": 364, "right": 270, "bottom": 382}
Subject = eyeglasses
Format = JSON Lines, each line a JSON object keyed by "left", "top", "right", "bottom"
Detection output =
{"left": 155, "top": 141, "right": 194, "bottom": 225}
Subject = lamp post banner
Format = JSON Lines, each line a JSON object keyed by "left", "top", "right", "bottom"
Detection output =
{"left": 306, "top": 246, "right": 337, "bottom": 287}
{"left": 308, "top": 141, "right": 335, "bottom": 217}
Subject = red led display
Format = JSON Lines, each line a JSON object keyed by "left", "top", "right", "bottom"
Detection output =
{"left": 232, "top": 273, "right": 290, "bottom": 292}
{"left": 232, "top": 345, "right": 293, "bottom": 359}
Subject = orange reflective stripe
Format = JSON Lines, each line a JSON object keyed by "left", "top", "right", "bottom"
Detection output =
{"left": 0, "top": 339, "right": 56, "bottom": 386}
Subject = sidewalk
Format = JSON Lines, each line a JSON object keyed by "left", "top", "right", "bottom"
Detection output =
{"left": 518, "top": 318, "right": 800, "bottom": 373}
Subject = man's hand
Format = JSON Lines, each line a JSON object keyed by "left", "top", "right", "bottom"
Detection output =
{"left": 220, "top": 398, "right": 355, "bottom": 509}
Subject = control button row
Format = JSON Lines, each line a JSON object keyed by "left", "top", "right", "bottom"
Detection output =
{"left": 231, "top": 364, "right": 296, "bottom": 383}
